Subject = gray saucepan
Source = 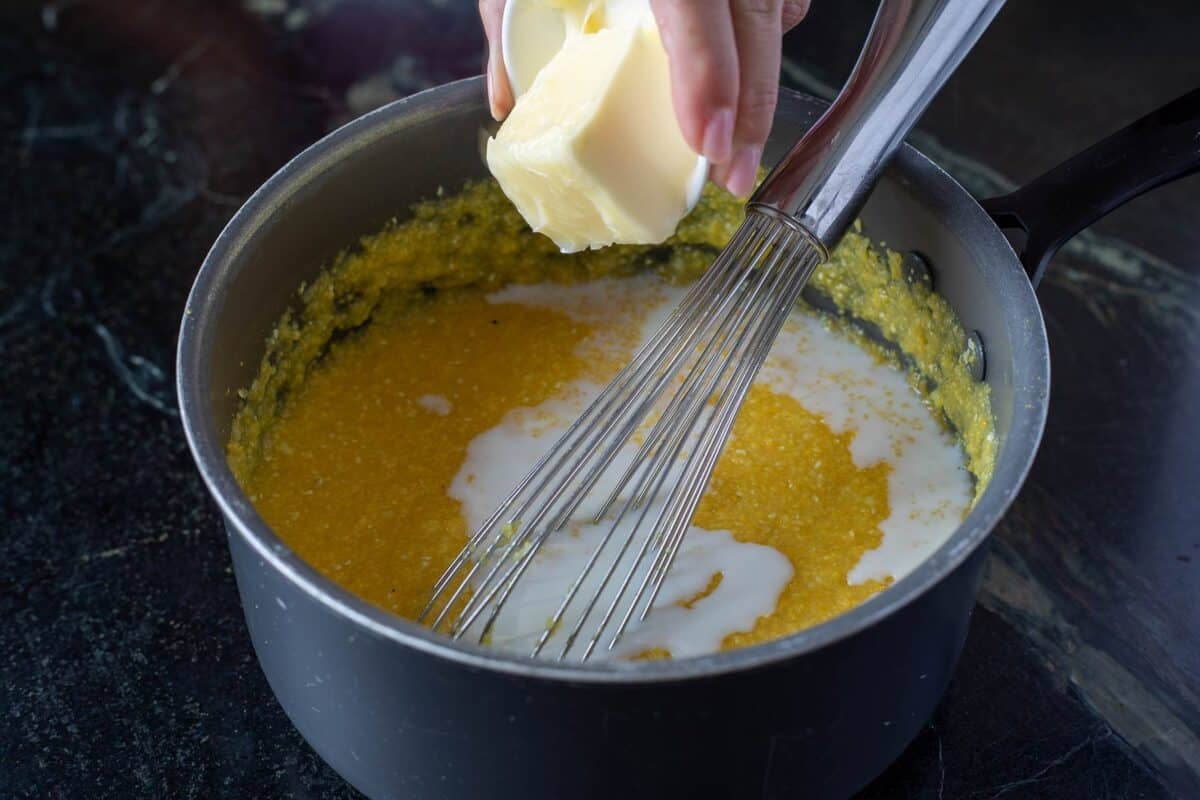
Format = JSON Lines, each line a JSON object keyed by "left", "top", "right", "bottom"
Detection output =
{"left": 176, "top": 78, "right": 1200, "bottom": 799}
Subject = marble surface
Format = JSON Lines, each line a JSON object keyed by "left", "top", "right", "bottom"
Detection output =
{"left": 2, "top": 0, "right": 1197, "bottom": 797}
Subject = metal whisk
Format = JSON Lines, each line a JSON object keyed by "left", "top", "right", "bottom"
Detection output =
{"left": 421, "top": 0, "right": 1005, "bottom": 661}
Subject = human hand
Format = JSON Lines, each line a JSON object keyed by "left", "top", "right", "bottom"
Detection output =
{"left": 478, "top": 0, "right": 811, "bottom": 197}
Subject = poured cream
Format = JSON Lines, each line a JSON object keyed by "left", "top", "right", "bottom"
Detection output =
{"left": 448, "top": 277, "right": 971, "bottom": 660}
{"left": 760, "top": 320, "right": 974, "bottom": 583}
{"left": 450, "top": 374, "right": 797, "bottom": 660}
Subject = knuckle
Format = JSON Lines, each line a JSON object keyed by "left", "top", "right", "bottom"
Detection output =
{"left": 738, "top": 84, "right": 778, "bottom": 136}
{"left": 736, "top": 0, "right": 782, "bottom": 22}
{"left": 740, "top": 83, "right": 778, "bottom": 115}
{"left": 689, "top": 54, "right": 738, "bottom": 105}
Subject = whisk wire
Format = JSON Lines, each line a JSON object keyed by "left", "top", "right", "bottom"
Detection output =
{"left": 571, "top": 232, "right": 804, "bottom": 651}
{"left": 422, "top": 211, "right": 823, "bottom": 659}
{"left": 626, "top": 243, "right": 822, "bottom": 634}
{"left": 418, "top": 222, "right": 759, "bottom": 631}
{"left": 418, "top": 223, "right": 757, "bottom": 618}
{"left": 599, "top": 231, "right": 818, "bottom": 653}
{"left": 541, "top": 231, "right": 799, "bottom": 658}
{"left": 593, "top": 223, "right": 784, "bottom": 519}
{"left": 459, "top": 224, "right": 776, "bottom": 643}
{"left": 441, "top": 222, "right": 767, "bottom": 640}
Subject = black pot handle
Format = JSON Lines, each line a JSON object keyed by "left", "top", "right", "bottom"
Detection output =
{"left": 980, "top": 87, "right": 1200, "bottom": 288}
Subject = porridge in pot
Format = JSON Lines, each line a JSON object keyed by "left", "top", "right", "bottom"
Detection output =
{"left": 227, "top": 179, "right": 995, "bottom": 660}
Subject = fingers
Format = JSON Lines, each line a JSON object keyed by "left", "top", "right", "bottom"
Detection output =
{"left": 486, "top": 0, "right": 807, "bottom": 195}
{"left": 781, "top": 0, "right": 811, "bottom": 31}
{"left": 717, "top": 0, "right": 783, "bottom": 197}
{"left": 650, "top": 0, "right": 740, "bottom": 165}
{"left": 479, "top": 0, "right": 514, "bottom": 120}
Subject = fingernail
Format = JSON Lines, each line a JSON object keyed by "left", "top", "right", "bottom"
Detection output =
{"left": 701, "top": 108, "right": 734, "bottom": 164}
{"left": 486, "top": 60, "right": 501, "bottom": 120}
{"left": 725, "top": 144, "right": 761, "bottom": 197}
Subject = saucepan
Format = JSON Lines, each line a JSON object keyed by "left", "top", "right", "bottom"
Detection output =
{"left": 177, "top": 74, "right": 1199, "bottom": 799}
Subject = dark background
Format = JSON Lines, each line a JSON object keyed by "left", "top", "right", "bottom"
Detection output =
{"left": 2, "top": 0, "right": 1198, "bottom": 797}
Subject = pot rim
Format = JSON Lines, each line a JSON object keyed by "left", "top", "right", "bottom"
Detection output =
{"left": 176, "top": 76, "right": 1049, "bottom": 685}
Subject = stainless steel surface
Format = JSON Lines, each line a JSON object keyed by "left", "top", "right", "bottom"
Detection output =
{"left": 175, "top": 80, "right": 1051, "bottom": 798}
{"left": 751, "top": 0, "right": 1006, "bottom": 249}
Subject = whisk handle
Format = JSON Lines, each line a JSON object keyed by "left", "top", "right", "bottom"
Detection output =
{"left": 750, "top": 0, "right": 1005, "bottom": 254}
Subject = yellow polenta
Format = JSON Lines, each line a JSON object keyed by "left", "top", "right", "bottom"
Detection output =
{"left": 228, "top": 179, "right": 994, "bottom": 653}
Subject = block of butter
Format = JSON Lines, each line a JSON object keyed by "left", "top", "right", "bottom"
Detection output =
{"left": 486, "top": 0, "right": 707, "bottom": 253}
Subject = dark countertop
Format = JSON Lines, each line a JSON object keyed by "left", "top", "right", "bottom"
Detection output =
{"left": 2, "top": 1, "right": 1197, "bottom": 797}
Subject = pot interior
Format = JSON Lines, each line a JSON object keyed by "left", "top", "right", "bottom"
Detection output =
{"left": 185, "top": 79, "right": 1047, "bottom": 666}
